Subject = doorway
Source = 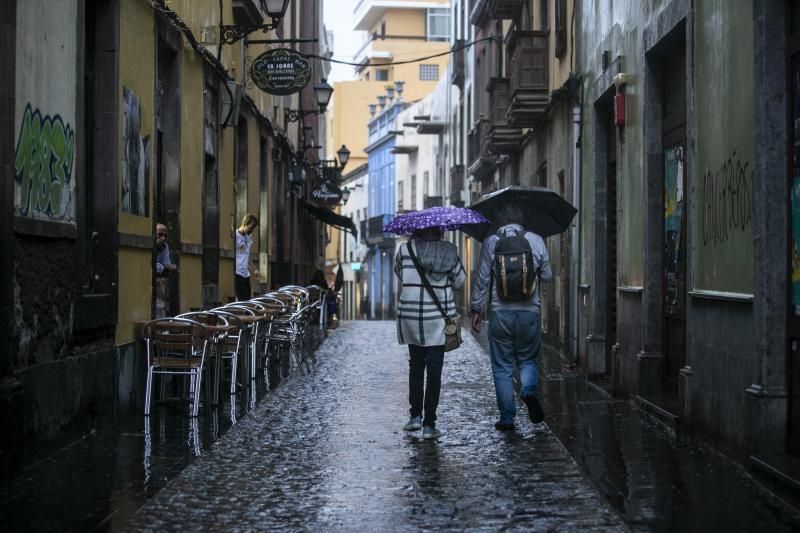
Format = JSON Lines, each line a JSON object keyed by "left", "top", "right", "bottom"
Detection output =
{"left": 787, "top": 0, "right": 800, "bottom": 457}
{"left": 202, "top": 78, "right": 220, "bottom": 307}
{"left": 154, "top": 32, "right": 181, "bottom": 317}
{"left": 605, "top": 110, "right": 618, "bottom": 375}
{"left": 660, "top": 42, "right": 687, "bottom": 399}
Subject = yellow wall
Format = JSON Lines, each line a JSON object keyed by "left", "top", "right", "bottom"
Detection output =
{"left": 112, "top": 0, "right": 311, "bottom": 338}
{"left": 116, "top": 0, "right": 155, "bottom": 344}
{"left": 179, "top": 45, "right": 204, "bottom": 313}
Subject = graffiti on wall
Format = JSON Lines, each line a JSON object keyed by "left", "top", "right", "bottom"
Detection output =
{"left": 701, "top": 150, "right": 753, "bottom": 247}
{"left": 14, "top": 104, "right": 75, "bottom": 220}
{"left": 122, "top": 87, "right": 150, "bottom": 216}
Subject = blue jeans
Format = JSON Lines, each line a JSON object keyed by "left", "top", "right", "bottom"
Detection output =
{"left": 488, "top": 310, "right": 541, "bottom": 424}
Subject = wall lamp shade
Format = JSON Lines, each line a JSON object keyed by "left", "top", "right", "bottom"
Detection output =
{"left": 337, "top": 145, "right": 351, "bottom": 167}
{"left": 342, "top": 188, "right": 351, "bottom": 203}
{"left": 314, "top": 79, "right": 334, "bottom": 112}
{"left": 264, "top": 0, "right": 291, "bottom": 20}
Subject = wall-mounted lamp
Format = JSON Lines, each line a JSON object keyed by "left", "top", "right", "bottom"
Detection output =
{"left": 286, "top": 79, "right": 334, "bottom": 122}
{"left": 336, "top": 145, "right": 351, "bottom": 168}
{"left": 220, "top": 0, "right": 290, "bottom": 44}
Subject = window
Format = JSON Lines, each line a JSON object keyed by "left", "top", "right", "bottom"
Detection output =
{"left": 398, "top": 181, "right": 404, "bottom": 210}
{"left": 427, "top": 8, "right": 450, "bottom": 41}
{"left": 555, "top": 0, "right": 567, "bottom": 58}
{"left": 375, "top": 69, "right": 389, "bottom": 81}
{"left": 537, "top": 161, "right": 547, "bottom": 187}
{"left": 419, "top": 64, "right": 439, "bottom": 81}
{"left": 539, "top": 0, "right": 549, "bottom": 30}
{"left": 411, "top": 175, "right": 417, "bottom": 210}
{"left": 423, "top": 171, "right": 429, "bottom": 198}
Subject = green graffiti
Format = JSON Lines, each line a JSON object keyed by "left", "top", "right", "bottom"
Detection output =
{"left": 14, "top": 104, "right": 75, "bottom": 219}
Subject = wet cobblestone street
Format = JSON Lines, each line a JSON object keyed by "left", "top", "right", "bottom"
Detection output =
{"left": 127, "top": 321, "right": 624, "bottom": 531}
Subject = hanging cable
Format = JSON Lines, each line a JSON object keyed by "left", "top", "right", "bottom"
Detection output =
{"left": 305, "top": 36, "right": 499, "bottom": 68}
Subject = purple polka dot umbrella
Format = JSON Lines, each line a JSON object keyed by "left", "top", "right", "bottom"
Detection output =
{"left": 383, "top": 206, "right": 491, "bottom": 235}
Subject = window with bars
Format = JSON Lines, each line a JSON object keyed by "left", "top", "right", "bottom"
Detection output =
{"left": 419, "top": 64, "right": 439, "bottom": 81}
{"left": 410, "top": 175, "right": 417, "bottom": 210}
{"left": 423, "top": 171, "right": 429, "bottom": 199}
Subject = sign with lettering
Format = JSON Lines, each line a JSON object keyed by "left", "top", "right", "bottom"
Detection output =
{"left": 250, "top": 48, "right": 311, "bottom": 95}
{"left": 312, "top": 180, "right": 343, "bottom": 206}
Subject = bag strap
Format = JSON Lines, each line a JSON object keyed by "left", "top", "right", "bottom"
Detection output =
{"left": 406, "top": 242, "right": 449, "bottom": 321}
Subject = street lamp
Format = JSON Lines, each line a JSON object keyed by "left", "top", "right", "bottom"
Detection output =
{"left": 337, "top": 145, "right": 351, "bottom": 169}
{"left": 314, "top": 79, "right": 334, "bottom": 112}
{"left": 286, "top": 79, "right": 334, "bottom": 122}
{"left": 264, "top": 0, "right": 291, "bottom": 21}
{"left": 342, "top": 187, "right": 352, "bottom": 204}
{"left": 220, "top": 0, "right": 290, "bottom": 44}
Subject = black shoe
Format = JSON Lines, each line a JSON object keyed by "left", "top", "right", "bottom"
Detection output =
{"left": 523, "top": 393, "right": 544, "bottom": 424}
{"left": 495, "top": 421, "right": 515, "bottom": 431}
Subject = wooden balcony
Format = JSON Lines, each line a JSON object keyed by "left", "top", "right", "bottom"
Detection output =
{"left": 506, "top": 30, "right": 550, "bottom": 128}
{"left": 467, "top": 118, "right": 494, "bottom": 181}
{"left": 450, "top": 39, "right": 466, "bottom": 89}
{"left": 487, "top": 77, "right": 523, "bottom": 154}
{"left": 449, "top": 165, "right": 465, "bottom": 207}
{"left": 487, "top": 0, "right": 524, "bottom": 19}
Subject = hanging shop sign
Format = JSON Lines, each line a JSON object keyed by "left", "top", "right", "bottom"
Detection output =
{"left": 311, "top": 180, "right": 343, "bottom": 206}
{"left": 250, "top": 48, "right": 311, "bottom": 95}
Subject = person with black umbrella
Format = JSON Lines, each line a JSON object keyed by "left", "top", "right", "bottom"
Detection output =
{"left": 470, "top": 204, "right": 552, "bottom": 431}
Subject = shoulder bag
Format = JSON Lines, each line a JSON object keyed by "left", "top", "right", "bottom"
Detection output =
{"left": 406, "top": 242, "right": 462, "bottom": 352}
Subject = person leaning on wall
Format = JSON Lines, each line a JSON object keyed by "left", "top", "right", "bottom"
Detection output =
{"left": 234, "top": 214, "right": 260, "bottom": 301}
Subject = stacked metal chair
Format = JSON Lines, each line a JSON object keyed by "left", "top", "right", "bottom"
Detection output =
{"left": 143, "top": 317, "right": 213, "bottom": 417}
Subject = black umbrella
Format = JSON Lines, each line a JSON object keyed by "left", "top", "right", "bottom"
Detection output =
{"left": 461, "top": 186, "right": 577, "bottom": 242}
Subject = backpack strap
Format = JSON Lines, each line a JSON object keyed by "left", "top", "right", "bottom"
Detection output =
{"left": 406, "top": 242, "right": 449, "bottom": 321}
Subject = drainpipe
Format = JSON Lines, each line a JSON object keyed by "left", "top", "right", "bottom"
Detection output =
{"left": 569, "top": 104, "right": 582, "bottom": 362}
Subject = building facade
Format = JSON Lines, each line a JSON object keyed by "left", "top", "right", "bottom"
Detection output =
{"left": 338, "top": 163, "right": 370, "bottom": 320}
{"left": 574, "top": 0, "right": 796, "bottom": 475}
{"left": 0, "top": 0, "right": 332, "bottom": 478}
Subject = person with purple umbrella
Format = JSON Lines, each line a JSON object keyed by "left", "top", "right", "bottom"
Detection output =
{"left": 393, "top": 224, "right": 467, "bottom": 440}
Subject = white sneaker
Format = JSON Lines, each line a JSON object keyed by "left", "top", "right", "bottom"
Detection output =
{"left": 421, "top": 426, "right": 441, "bottom": 439}
{"left": 403, "top": 416, "right": 422, "bottom": 431}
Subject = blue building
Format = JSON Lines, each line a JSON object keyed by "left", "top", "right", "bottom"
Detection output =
{"left": 364, "top": 97, "right": 407, "bottom": 319}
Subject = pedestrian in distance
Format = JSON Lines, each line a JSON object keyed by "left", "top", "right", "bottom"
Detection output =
{"left": 470, "top": 204, "right": 552, "bottom": 431}
{"left": 234, "top": 214, "right": 260, "bottom": 301}
{"left": 395, "top": 226, "right": 466, "bottom": 439}
{"left": 155, "top": 223, "right": 177, "bottom": 275}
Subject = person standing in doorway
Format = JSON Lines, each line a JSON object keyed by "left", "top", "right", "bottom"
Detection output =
{"left": 395, "top": 226, "right": 466, "bottom": 439}
{"left": 235, "top": 214, "right": 259, "bottom": 301}
{"left": 155, "top": 223, "right": 177, "bottom": 275}
{"left": 470, "top": 205, "right": 552, "bottom": 431}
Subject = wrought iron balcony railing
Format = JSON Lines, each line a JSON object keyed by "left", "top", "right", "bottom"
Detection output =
{"left": 366, "top": 214, "right": 395, "bottom": 245}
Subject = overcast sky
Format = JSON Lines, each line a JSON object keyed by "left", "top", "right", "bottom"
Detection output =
{"left": 323, "top": 0, "right": 361, "bottom": 83}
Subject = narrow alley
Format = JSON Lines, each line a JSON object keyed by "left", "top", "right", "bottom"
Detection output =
{"left": 4, "top": 321, "right": 797, "bottom": 530}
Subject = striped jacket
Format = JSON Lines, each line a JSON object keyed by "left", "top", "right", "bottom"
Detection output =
{"left": 395, "top": 239, "right": 466, "bottom": 347}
